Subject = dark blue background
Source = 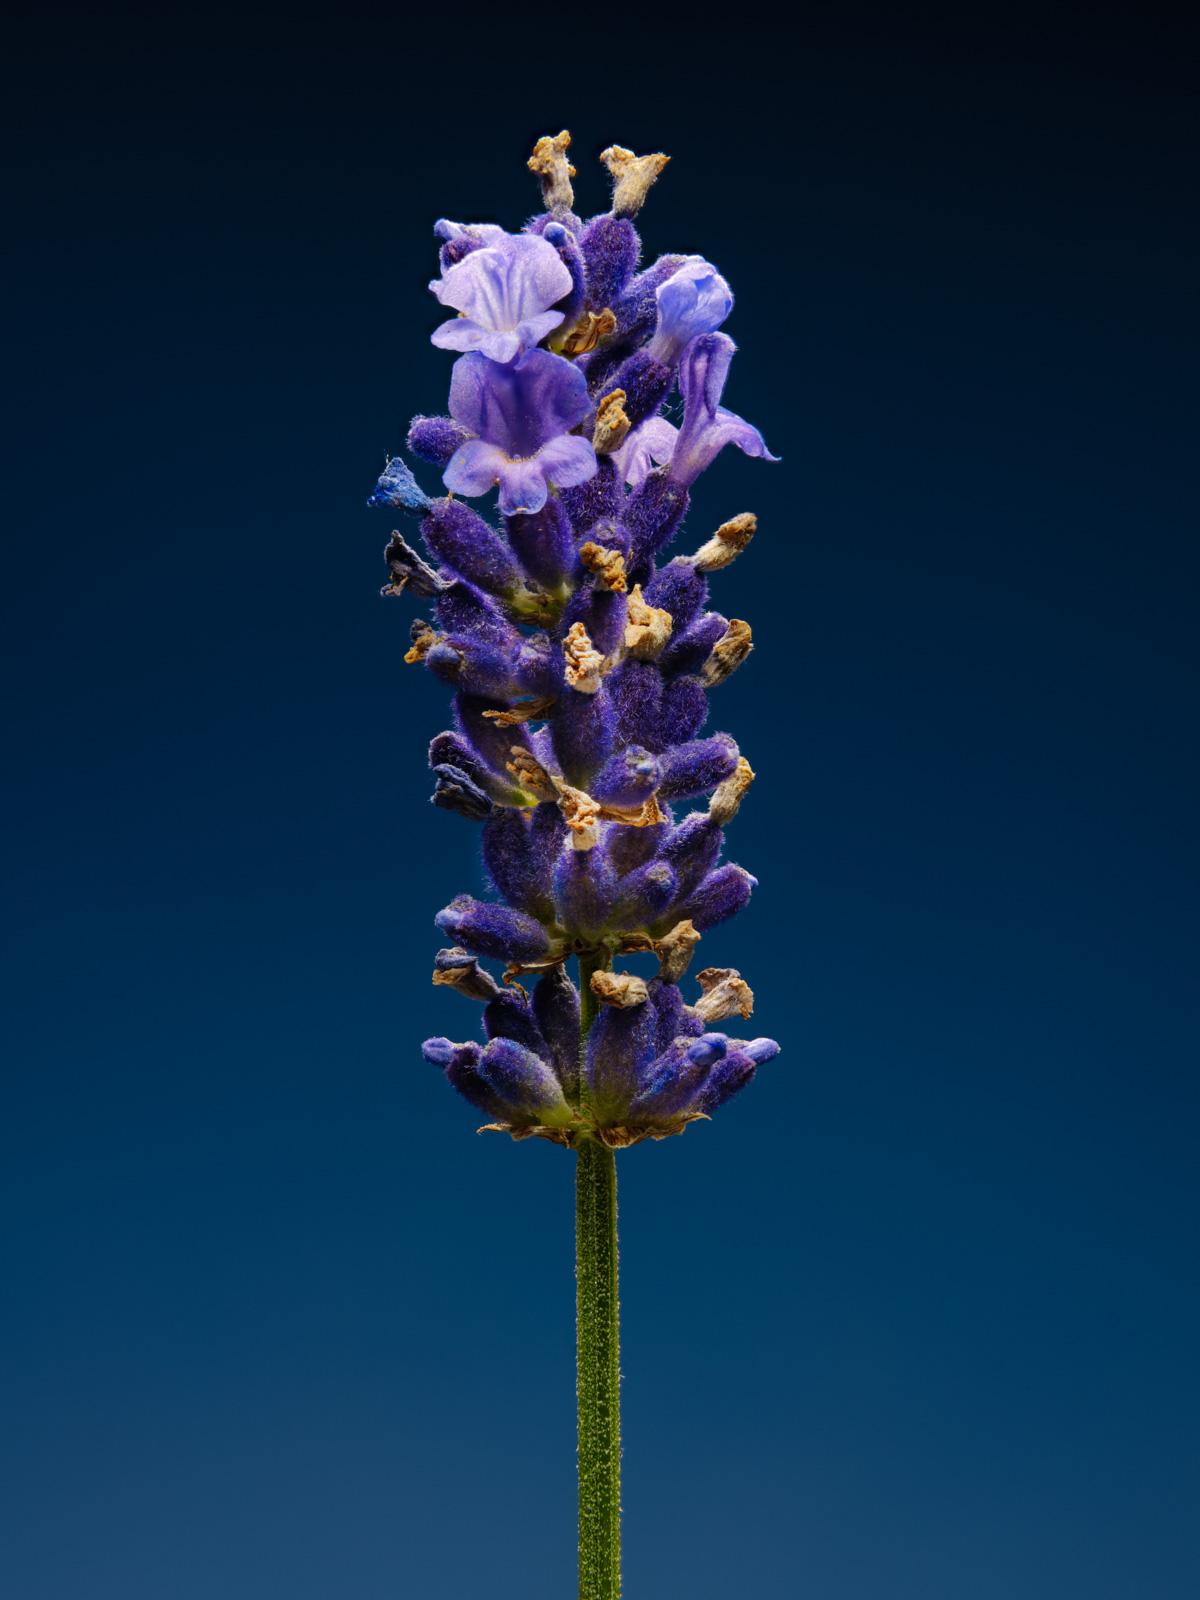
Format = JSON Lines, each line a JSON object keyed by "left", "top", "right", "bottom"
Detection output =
{"left": 4, "top": 4, "right": 1197, "bottom": 1596}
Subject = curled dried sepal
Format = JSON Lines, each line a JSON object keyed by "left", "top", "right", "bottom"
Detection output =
{"left": 593, "top": 390, "right": 632, "bottom": 455}
{"left": 690, "top": 512, "right": 756, "bottom": 571}
{"left": 709, "top": 756, "right": 755, "bottom": 825}
{"left": 528, "top": 129, "right": 576, "bottom": 215}
{"left": 405, "top": 619, "right": 440, "bottom": 663}
{"left": 561, "top": 309, "right": 616, "bottom": 357}
{"left": 590, "top": 970, "right": 649, "bottom": 1009}
{"left": 692, "top": 966, "right": 754, "bottom": 1022}
{"left": 564, "top": 621, "right": 606, "bottom": 692}
{"left": 700, "top": 618, "right": 753, "bottom": 685}
{"left": 579, "top": 542, "right": 628, "bottom": 593}
{"left": 624, "top": 585, "right": 673, "bottom": 660}
{"left": 652, "top": 918, "right": 701, "bottom": 982}
{"left": 481, "top": 697, "right": 557, "bottom": 726}
{"left": 600, "top": 145, "right": 670, "bottom": 218}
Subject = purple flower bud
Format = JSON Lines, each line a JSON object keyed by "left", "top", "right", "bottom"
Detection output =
{"left": 645, "top": 259, "right": 734, "bottom": 367}
{"left": 658, "top": 674, "right": 709, "bottom": 745}
{"left": 609, "top": 658, "right": 664, "bottom": 752}
{"left": 562, "top": 584, "right": 627, "bottom": 659}
{"left": 590, "top": 745, "right": 663, "bottom": 811}
{"left": 431, "top": 763, "right": 494, "bottom": 821}
{"left": 626, "top": 1031, "right": 728, "bottom": 1122}
{"left": 623, "top": 470, "right": 690, "bottom": 578}
{"left": 658, "top": 734, "right": 740, "bottom": 802}
{"left": 696, "top": 1039, "right": 779, "bottom": 1115}
{"left": 659, "top": 613, "right": 728, "bottom": 677}
{"left": 661, "top": 814, "right": 724, "bottom": 900}
{"left": 421, "top": 500, "right": 522, "bottom": 597}
{"left": 550, "top": 685, "right": 617, "bottom": 789}
{"left": 481, "top": 805, "right": 561, "bottom": 920}
{"left": 477, "top": 1037, "right": 572, "bottom": 1123}
{"left": 407, "top": 415, "right": 477, "bottom": 468}
{"left": 420, "top": 1036, "right": 481, "bottom": 1069}
{"left": 584, "top": 998, "right": 658, "bottom": 1122}
{"left": 422, "top": 1036, "right": 507, "bottom": 1120}
{"left": 434, "top": 895, "right": 553, "bottom": 964}
{"left": 367, "top": 456, "right": 434, "bottom": 515}
{"left": 646, "top": 977, "right": 703, "bottom": 1055}
{"left": 482, "top": 990, "right": 551, "bottom": 1058}
{"left": 560, "top": 457, "right": 623, "bottom": 535}
{"left": 541, "top": 220, "right": 587, "bottom": 328}
{"left": 553, "top": 847, "right": 616, "bottom": 939}
{"left": 609, "top": 859, "right": 677, "bottom": 932}
{"left": 644, "top": 559, "right": 708, "bottom": 633}
{"left": 532, "top": 966, "right": 582, "bottom": 1100}
{"left": 672, "top": 864, "right": 757, "bottom": 933}
{"left": 429, "top": 730, "right": 526, "bottom": 807}
{"left": 578, "top": 215, "right": 640, "bottom": 312}
{"left": 505, "top": 499, "right": 579, "bottom": 588}
{"left": 607, "top": 818, "right": 670, "bottom": 879}
{"left": 599, "top": 350, "right": 672, "bottom": 429}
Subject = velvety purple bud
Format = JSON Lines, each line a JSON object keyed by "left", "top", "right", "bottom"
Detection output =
{"left": 434, "top": 895, "right": 552, "bottom": 964}
{"left": 429, "top": 730, "right": 525, "bottom": 807}
{"left": 644, "top": 558, "right": 708, "bottom": 633}
{"left": 560, "top": 458, "right": 623, "bottom": 536}
{"left": 642, "top": 977, "right": 697, "bottom": 1057}
{"left": 624, "top": 470, "right": 690, "bottom": 579}
{"left": 511, "top": 633, "right": 562, "bottom": 699}
{"left": 505, "top": 499, "right": 580, "bottom": 588}
{"left": 696, "top": 1041, "right": 777, "bottom": 1114}
{"left": 407, "top": 415, "right": 476, "bottom": 469}
{"left": 606, "top": 818, "right": 670, "bottom": 879}
{"left": 590, "top": 745, "right": 662, "bottom": 811}
{"left": 579, "top": 517, "right": 630, "bottom": 558}
{"left": 609, "top": 658, "right": 664, "bottom": 751}
{"left": 482, "top": 990, "right": 551, "bottom": 1058}
{"left": 382, "top": 532, "right": 446, "bottom": 600}
{"left": 609, "top": 858, "right": 677, "bottom": 931}
{"left": 481, "top": 806, "right": 556, "bottom": 920}
{"left": 531, "top": 966, "right": 582, "bottom": 1098}
{"left": 600, "top": 351, "right": 672, "bottom": 428}
{"left": 367, "top": 456, "right": 433, "bottom": 515}
{"left": 562, "top": 583, "right": 626, "bottom": 658}
{"left": 627, "top": 1032, "right": 728, "bottom": 1120}
{"left": 477, "top": 1037, "right": 570, "bottom": 1120}
{"left": 659, "top": 613, "right": 728, "bottom": 677}
{"left": 426, "top": 637, "right": 514, "bottom": 698}
{"left": 421, "top": 500, "right": 521, "bottom": 598}
{"left": 431, "top": 763, "right": 494, "bottom": 821}
{"left": 673, "top": 864, "right": 757, "bottom": 932}
{"left": 552, "top": 846, "right": 616, "bottom": 939}
{"left": 436, "top": 580, "right": 514, "bottom": 648}
{"left": 579, "top": 215, "right": 640, "bottom": 312}
{"left": 740, "top": 1037, "right": 781, "bottom": 1065}
{"left": 661, "top": 814, "right": 724, "bottom": 900}
{"left": 585, "top": 998, "right": 658, "bottom": 1122}
{"left": 658, "top": 734, "right": 739, "bottom": 802}
{"left": 610, "top": 254, "right": 692, "bottom": 343}
{"left": 658, "top": 674, "right": 709, "bottom": 744}
{"left": 550, "top": 685, "right": 617, "bottom": 789}
{"left": 423, "top": 1036, "right": 507, "bottom": 1119}
{"left": 541, "top": 221, "right": 588, "bottom": 327}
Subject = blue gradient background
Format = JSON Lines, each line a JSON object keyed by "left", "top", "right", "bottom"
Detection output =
{"left": 4, "top": 5, "right": 1197, "bottom": 1596}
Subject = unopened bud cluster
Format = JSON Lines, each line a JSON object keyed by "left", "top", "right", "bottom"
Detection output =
{"left": 371, "top": 132, "right": 780, "bottom": 1149}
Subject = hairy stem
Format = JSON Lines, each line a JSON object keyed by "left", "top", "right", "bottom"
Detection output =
{"left": 576, "top": 1137, "right": 620, "bottom": 1600}
{"left": 575, "top": 949, "right": 620, "bottom": 1600}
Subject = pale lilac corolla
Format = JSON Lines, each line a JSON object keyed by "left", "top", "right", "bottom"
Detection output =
{"left": 429, "top": 230, "right": 573, "bottom": 363}
{"left": 644, "top": 258, "right": 733, "bottom": 366}
{"left": 667, "top": 332, "right": 778, "bottom": 487}
{"left": 442, "top": 349, "right": 597, "bottom": 516}
{"left": 612, "top": 416, "right": 679, "bottom": 489}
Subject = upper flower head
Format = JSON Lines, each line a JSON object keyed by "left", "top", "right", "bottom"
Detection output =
{"left": 441, "top": 349, "right": 598, "bottom": 516}
{"left": 645, "top": 257, "right": 733, "bottom": 366}
{"left": 429, "top": 229, "right": 573, "bottom": 363}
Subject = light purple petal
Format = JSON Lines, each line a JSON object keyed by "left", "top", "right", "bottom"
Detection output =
{"left": 535, "top": 433, "right": 598, "bottom": 490}
{"left": 496, "top": 457, "right": 551, "bottom": 517}
{"left": 443, "top": 439, "right": 508, "bottom": 498}
{"left": 431, "top": 234, "right": 572, "bottom": 337}
{"left": 447, "top": 350, "right": 591, "bottom": 458}
{"left": 645, "top": 258, "right": 734, "bottom": 365}
{"left": 669, "top": 332, "right": 777, "bottom": 486}
{"left": 613, "top": 416, "right": 679, "bottom": 488}
{"left": 432, "top": 319, "right": 523, "bottom": 362}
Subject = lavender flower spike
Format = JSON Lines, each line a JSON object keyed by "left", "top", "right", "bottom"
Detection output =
{"left": 429, "top": 229, "right": 573, "bottom": 363}
{"left": 442, "top": 349, "right": 597, "bottom": 516}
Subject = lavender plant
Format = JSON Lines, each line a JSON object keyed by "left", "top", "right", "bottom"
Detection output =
{"left": 369, "top": 131, "right": 780, "bottom": 1600}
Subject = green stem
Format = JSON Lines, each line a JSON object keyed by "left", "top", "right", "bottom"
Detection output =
{"left": 576, "top": 1137, "right": 620, "bottom": 1600}
{"left": 575, "top": 949, "right": 620, "bottom": 1600}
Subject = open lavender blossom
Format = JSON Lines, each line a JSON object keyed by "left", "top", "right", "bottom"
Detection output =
{"left": 373, "top": 132, "right": 781, "bottom": 1149}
